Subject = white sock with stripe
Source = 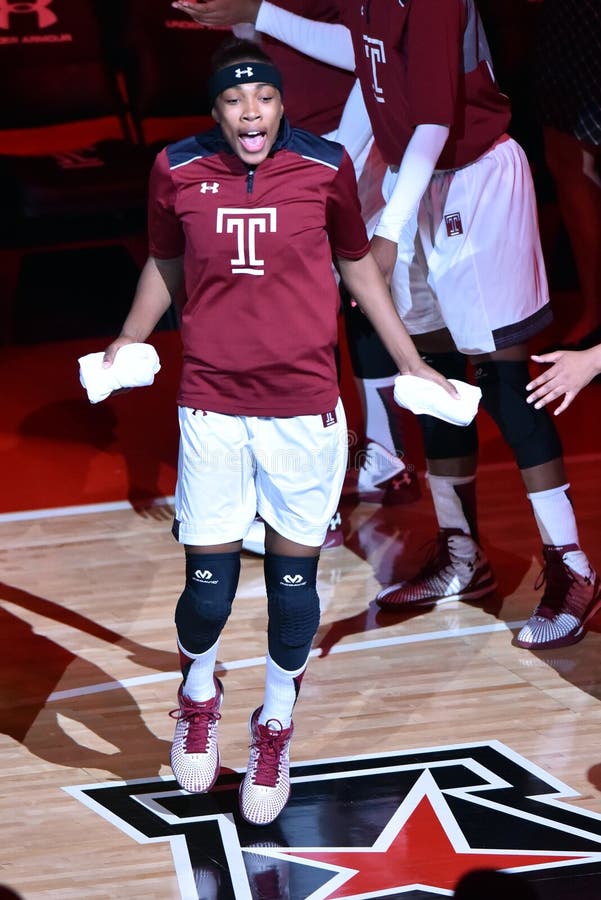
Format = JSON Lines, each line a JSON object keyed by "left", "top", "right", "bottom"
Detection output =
{"left": 528, "top": 483, "right": 590, "bottom": 577}
{"left": 180, "top": 638, "right": 220, "bottom": 702}
{"left": 260, "top": 655, "right": 306, "bottom": 728}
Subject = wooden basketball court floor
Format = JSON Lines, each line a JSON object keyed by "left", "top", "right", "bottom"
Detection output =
{"left": 1, "top": 330, "right": 601, "bottom": 899}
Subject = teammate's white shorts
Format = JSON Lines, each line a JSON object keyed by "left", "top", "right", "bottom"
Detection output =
{"left": 173, "top": 401, "right": 348, "bottom": 547}
{"left": 382, "top": 136, "right": 552, "bottom": 355}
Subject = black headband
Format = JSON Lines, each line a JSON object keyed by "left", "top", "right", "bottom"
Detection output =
{"left": 207, "top": 62, "right": 283, "bottom": 107}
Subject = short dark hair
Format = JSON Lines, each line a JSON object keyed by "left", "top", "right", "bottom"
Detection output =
{"left": 210, "top": 38, "right": 274, "bottom": 74}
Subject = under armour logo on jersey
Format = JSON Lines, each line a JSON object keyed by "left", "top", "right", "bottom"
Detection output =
{"left": 235, "top": 66, "right": 254, "bottom": 79}
{"left": 216, "top": 207, "right": 277, "bottom": 275}
{"left": 200, "top": 182, "right": 219, "bottom": 194}
{"left": 445, "top": 212, "right": 464, "bottom": 236}
{"left": 193, "top": 569, "right": 218, "bottom": 584}
{"left": 282, "top": 574, "right": 306, "bottom": 586}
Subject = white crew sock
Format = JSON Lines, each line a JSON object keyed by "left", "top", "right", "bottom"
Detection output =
{"left": 427, "top": 472, "right": 478, "bottom": 556}
{"left": 527, "top": 483, "right": 578, "bottom": 547}
{"left": 360, "top": 375, "right": 403, "bottom": 454}
{"left": 527, "top": 484, "right": 591, "bottom": 577}
{"left": 261, "top": 655, "right": 306, "bottom": 728}
{"left": 180, "top": 638, "right": 220, "bottom": 702}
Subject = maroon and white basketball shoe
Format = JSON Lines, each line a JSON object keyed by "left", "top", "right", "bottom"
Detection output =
{"left": 169, "top": 677, "right": 223, "bottom": 793}
{"left": 239, "top": 708, "right": 294, "bottom": 825}
{"left": 514, "top": 544, "right": 601, "bottom": 649}
{"left": 375, "top": 528, "right": 497, "bottom": 609}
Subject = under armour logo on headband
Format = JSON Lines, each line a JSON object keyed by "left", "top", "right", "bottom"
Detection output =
{"left": 207, "top": 61, "right": 283, "bottom": 106}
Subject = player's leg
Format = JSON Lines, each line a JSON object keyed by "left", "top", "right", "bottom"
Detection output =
{"left": 238, "top": 401, "right": 347, "bottom": 825}
{"left": 376, "top": 137, "right": 551, "bottom": 615}
{"left": 472, "top": 343, "right": 600, "bottom": 649}
{"left": 375, "top": 330, "right": 497, "bottom": 610}
{"left": 341, "top": 285, "right": 420, "bottom": 505}
{"left": 170, "top": 407, "right": 256, "bottom": 792}
{"left": 461, "top": 136, "right": 599, "bottom": 647}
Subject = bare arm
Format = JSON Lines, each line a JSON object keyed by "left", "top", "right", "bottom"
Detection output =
{"left": 526, "top": 346, "right": 601, "bottom": 415}
{"left": 172, "top": 0, "right": 261, "bottom": 27}
{"left": 337, "top": 252, "right": 458, "bottom": 395}
{"left": 103, "top": 256, "right": 184, "bottom": 365}
{"left": 172, "top": 1, "right": 355, "bottom": 70}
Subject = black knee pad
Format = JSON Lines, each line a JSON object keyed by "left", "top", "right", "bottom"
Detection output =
{"left": 175, "top": 551, "right": 240, "bottom": 654}
{"left": 341, "top": 285, "right": 399, "bottom": 378}
{"left": 418, "top": 351, "right": 479, "bottom": 459}
{"left": 265, "top": 553, "right": 320, "bottom": 671}
{"left": 474, "top": 360, "right": 563, "bottom": 468}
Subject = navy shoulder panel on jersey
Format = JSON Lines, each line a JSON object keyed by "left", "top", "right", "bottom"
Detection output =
{"left": 284, "top": 125, "right": 346, "bottom": 170}
{"left": 165, "top": 127, "right": 226, "bottom": 170}
{"left": 164, "top": 120, "right": 345, "bottom": 171}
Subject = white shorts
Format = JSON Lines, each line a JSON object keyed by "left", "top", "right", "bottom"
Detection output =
{"left": 173, "top": 401, "right": 348, "bottom": 547}
{"left": 383, "top": 136, "right": 552, "bottom": 355}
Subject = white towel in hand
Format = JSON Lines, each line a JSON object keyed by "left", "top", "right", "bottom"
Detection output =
{"left": 394, "top": 375, "right": 481, "bottom": 426}
{"left": 79, "top": 343, "right": 161, "bottom": 404}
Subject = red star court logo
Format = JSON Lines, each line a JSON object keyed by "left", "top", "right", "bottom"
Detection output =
{"left": 65, "top": 741, "right": 601, "bottom": 898}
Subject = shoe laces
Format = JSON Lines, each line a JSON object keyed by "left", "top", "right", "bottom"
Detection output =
{"left": 170, "top": 692, "right": 221, "bottom": 753}
{"left": 535, "top": 550, "right": 590, "bottom": 617}
{"left": 252, "top": 719, "right": 289, "bottom": 787}
{"left": 411, "top": 531, "right": 454, "bottom": 580}
{"left": 408, "top": 530, "right": 480, "bottom": 586}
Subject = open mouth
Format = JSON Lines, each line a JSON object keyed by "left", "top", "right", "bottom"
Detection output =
{"left": 239, "top": 130, "right": 268, "bottom": 153}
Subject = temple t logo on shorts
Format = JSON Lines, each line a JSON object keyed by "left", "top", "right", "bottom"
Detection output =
{"left": 445, "top": 212, "right": 463, "bottom": 236}
{"left": 321, "top": 410, "right": 337, "bottom": 427}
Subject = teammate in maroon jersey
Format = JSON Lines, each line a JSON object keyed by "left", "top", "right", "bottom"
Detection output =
{"left": 103, "top": 39, "right": 452, "bottom": 825}
{"left": 172, "top": 0, "right": 601, "bottom": 652}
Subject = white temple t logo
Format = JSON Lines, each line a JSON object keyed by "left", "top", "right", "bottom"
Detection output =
{"left": 216, "top": 208, "right": 277, "bottom": 275}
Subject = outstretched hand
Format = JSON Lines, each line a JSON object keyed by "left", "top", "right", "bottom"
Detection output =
{"left": 526, "top": 348, "right": 601, "bottom": 415}
{"left": 171, "top": 0, "right": 260, "bottom": 27}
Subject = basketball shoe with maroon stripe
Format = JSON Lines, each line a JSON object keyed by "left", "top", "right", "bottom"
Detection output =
{"left": 239, "top": 708, "right": 293, "bottom": 825}
{"left": 375, "top": 528, "right": 497, "bottom": 609}
{"left": 514, "top": 544, "right": 601, "bottom": 649}
{"left": 169, "top": 677, "right": 223, "bottom": 793}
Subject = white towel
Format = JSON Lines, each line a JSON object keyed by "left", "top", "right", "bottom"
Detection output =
{"left": 394, "top": 375, "right": 481, "bottom": 426}
{"left": 79, "top": 343, "right": 161, "bottom": 404}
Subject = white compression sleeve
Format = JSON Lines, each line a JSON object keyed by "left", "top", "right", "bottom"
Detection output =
{"left": 374, "top": 124, "right": 450, "bottom": 242}
{"left": 333, "top": 79, "right": 374, "bottom": 176}
{"left": 256, "top": 1, "right": 355, "bottom": 70}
